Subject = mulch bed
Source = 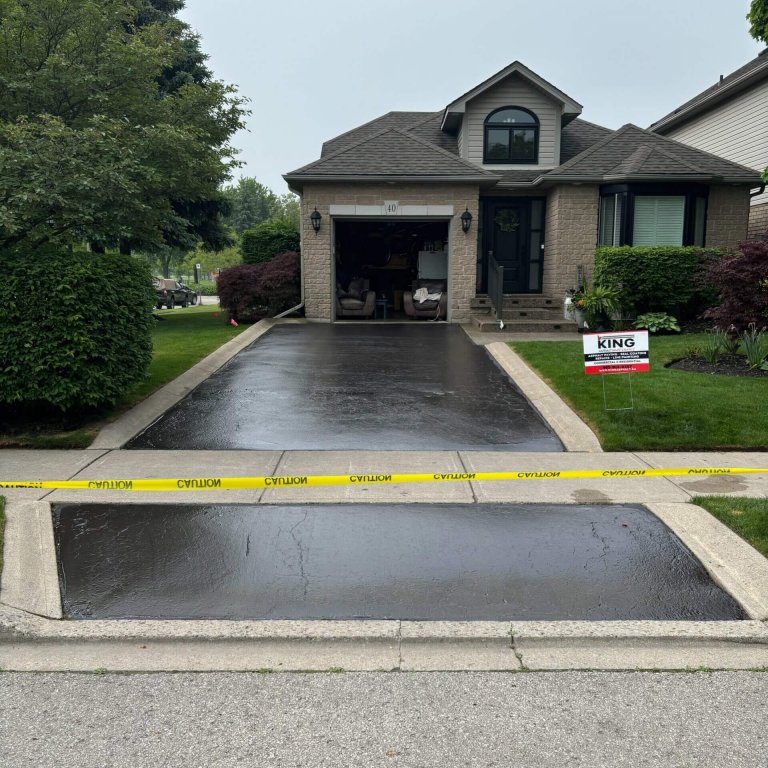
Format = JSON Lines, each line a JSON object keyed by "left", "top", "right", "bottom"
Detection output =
{"left": 667, "top": 354, "right": 768, "bottom": 378}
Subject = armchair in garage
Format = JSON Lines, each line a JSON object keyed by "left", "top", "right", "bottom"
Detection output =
{"left": 336, "top": 277, "right": 375, "bottom": 318}
{"left": 404, "top": 279, "right": 447, "bottom": 320}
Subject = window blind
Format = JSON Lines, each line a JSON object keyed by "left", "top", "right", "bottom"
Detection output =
{"left": 632, "top": 196, "right": 685, "bottom": 246}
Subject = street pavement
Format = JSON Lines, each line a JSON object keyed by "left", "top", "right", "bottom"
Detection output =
{"left": 0, "top": 671, "right": 766, "bottom": 767}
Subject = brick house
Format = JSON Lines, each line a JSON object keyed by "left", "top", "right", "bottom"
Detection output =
{"left": 649, "top": 49, "right": 768, "bottom": 241}
{"left": 284, "top": 61, "right": 762, "bottom": 327}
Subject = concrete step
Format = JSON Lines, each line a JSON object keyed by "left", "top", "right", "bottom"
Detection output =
{"left": 502, "top": 308, "right": 567, "bottom": 320}
{"left": 471, "top": 316, "right": 577, "bottom": 333}
{"left": 502, "top": 295, "right": 561, "bottom": 310}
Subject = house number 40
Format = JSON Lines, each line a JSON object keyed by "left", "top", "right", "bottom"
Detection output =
{"left": 384, "top": 200, "right": 399, "bottom": 215}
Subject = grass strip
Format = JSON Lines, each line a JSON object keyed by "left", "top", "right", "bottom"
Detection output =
{"left": 693, "top": 496, "right": 768, "bottom": 559}
{"left": 511, "top": 334, "right": 768, "bottom": 451}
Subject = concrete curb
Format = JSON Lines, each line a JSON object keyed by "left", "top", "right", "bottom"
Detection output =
{"left": 89, "top": 319, "right": 306, "bottom": 450}
{"left": 485, "top": 342, "right": 602, "bottom": 453}
{"left": 1, "top": 605, "right": 766, "bottom": 671}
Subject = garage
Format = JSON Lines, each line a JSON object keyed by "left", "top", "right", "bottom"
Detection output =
{"left": 333, "top": 218, "right": 451, "bottom": 321}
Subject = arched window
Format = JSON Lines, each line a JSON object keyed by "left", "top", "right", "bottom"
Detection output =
{"left": 484, "top": 107, "right": 539, "bottom": 164}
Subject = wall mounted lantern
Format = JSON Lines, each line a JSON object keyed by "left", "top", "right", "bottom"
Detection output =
{"left": 310, "top": 207, "right": 322, "bottom": 233}
{"left": 460, "top": 207, "right": 473, "bottom": 234}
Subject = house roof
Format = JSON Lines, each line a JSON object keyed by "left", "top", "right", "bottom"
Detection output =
{"left": 441, "top": 61, "right": 582, "bottom": 132}
{"left": 284, "top": 127, "right": 499, "bottom": 185}
{"left": 650, "top": 48, "right": 768, "bottom": 133}
{"left": 545, "top": 124, "right": 761, "bottom": 184}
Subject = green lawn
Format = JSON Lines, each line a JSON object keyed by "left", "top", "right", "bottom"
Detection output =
{"left": 693, "top": 497, "right": 768, "bottom": 558}
{"left": 511, "top": 334, "right": 768, "bottom": 451}
{"left": 0, "top": 305, "right": 247, "bottom": 449}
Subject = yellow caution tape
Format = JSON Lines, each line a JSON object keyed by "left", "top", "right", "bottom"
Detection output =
{"left": 0, "top": 467, "right": 766, "bottom": 492}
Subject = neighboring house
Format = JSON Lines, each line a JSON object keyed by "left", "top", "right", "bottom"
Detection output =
{"left": 649, "top": 49, "right": 768, "bottom": 241}
{"left": 284, "top": 61, "right": 762, "bottom": 326}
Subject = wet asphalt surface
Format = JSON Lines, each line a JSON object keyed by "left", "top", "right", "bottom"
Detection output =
{"left": 54, "top": 502, "right": 746, "bottom": 621}
{"left": 126, "top": 324, "right": 562, "bottom": 451}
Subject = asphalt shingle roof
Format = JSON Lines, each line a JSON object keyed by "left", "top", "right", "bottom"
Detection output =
{"left": 546, "top": 124, "right": 761, "bottom": 183}
{"left": 650, "top": 48, "right": 768, "bottom": 131}
{"left": 286, "top": 127, "right": 498, "bottom": 181}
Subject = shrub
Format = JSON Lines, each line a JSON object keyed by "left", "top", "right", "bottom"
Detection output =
{"left": 218, "top": 251, "right": 300, "bottom": 322}
{"left": 594, "top": 246, "right": 721, "bottom": 317}
{"left": 633, "top": 312, "right": 680, "bottom": 334}
{"left": 240, "top": 220, "right": 300, "bottom": 265}
{"left": 193, "top": 280, "right": 218, "bottom": 296}
{"left": 702, "top": 240, "right": 768, "bottom": 330}
{"left": 0, "top": 246, "right": 155, "bottom": 410}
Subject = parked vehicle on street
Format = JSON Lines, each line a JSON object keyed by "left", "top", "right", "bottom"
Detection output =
{"left": 154, "top": 279, "right": 198, "bottom": 309}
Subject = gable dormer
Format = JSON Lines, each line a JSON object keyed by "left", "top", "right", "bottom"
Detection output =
{"left": 442, "top": 62, "right": 582, "bottom": 170}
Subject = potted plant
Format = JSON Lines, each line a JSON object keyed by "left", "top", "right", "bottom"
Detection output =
{"left": 566, "top": 286, "right": 588, "bottom": 331}
{"left": 575, "top": 284, "right": 621, "bottom": 331}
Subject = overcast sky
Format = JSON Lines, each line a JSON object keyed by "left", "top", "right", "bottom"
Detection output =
{"left": 179, "top": 0, "right": 763, "bottom": 194}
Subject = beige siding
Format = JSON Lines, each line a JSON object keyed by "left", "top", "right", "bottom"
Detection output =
{"left": 462, "top": 73, "right": 561, "bottom": 169}
{"left": 665, "top": 80, "right": 768, "bottom": 207}
{"left": 300, "top": 183, "right": 479, "bottom": 322}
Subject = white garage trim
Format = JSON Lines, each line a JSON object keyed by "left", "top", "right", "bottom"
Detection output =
{"left": 329, "top": 204, "right": 455, "bottom": 217}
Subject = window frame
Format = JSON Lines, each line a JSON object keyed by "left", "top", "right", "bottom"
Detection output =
{"left": 598, "top": 183, "right": 709, "bottom": 247}
{"left": 483, "top": 106, "right": 539, "bottom": 165}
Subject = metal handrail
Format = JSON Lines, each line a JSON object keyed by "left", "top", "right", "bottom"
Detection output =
{"left": 488, "top": 253, "right": 504, "bottom": 325}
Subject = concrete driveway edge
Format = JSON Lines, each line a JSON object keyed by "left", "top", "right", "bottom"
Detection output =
{"left": 0, "top": 501, "right": 61, "bottom": 619}
{"left": 645, "top": 502, "right": 768, "bottom": 621}
{"left": 485, "top": 342, "right": 602, "bottom": 453}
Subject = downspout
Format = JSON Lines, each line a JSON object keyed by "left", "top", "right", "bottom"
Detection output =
{"left": 749, "top": 182, "right": 766, "bottom": 198}
{"left": 274, "top": 193, "right": 306, "bottom": 319}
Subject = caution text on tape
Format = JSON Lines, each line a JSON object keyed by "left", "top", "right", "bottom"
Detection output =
{"left": 0, "top": 466, "right": 765, "bottom": 492}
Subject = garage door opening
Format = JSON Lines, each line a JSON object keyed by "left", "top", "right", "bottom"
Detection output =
{"left": 334, "top": 218, "right": 450, "bottom": 321}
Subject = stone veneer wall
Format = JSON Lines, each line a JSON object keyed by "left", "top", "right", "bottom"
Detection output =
{"left": 706, "top": 186, "right": 751, "bottom": 248}
{"left": 543, "top": 184, "right": 599, "bottom": 297}
{"left": 748, "top": 201, "right": 768, "bottom": 240}
{"left": 299, "top": 183, "right": 479, "bottom": 321}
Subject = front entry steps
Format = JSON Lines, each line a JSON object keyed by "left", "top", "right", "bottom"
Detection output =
{"left": 471, "top": 295, "right": 577, "bottom": 333}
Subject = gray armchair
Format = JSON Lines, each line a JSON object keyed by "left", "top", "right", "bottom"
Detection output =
{"left": 336, "top": 278, "right": 375, "bottom": 318}
{"left": 404, "top": 279, "right": 447, "bottom": 320}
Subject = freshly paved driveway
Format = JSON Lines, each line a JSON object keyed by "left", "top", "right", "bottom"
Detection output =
{"left": 1, "top": 672, "right": 767, "bottom": 767}
{"left": 126, "top": 324, "right": 562, "bottom": 451}
{"left": 54, "top": 501, "right": 744, "bottom": 620}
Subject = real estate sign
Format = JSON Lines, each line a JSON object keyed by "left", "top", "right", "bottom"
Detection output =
{"left": 583, "top": 330, "right": 649, "bottom": 375}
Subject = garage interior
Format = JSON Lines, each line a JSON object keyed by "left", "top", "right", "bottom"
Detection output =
{"left": 334, "top": 218, "right": 450, "bottom": 320}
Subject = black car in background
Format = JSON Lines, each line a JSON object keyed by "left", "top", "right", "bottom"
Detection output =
{"left": 154, "top": 279, "right": 198, "bottom": 309}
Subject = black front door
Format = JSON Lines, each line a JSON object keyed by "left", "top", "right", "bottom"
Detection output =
{"left": 485, "top": 200, "right": 529, "bottom": 293}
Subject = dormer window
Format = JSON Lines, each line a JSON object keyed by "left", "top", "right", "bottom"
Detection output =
{"left": 484, "top": 107, "right": 539, "bottom": 164}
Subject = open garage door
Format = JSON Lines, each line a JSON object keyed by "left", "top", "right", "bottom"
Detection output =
{"left": 334, "top": 218, "right": 450, "bottom": 321}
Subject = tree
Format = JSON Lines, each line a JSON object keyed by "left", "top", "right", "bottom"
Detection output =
{"left": 0, "top": 0, "right": 246, "bottom": 254}
{"left": 222, "top": 178, "right": 279, "bottom": 234}
{"left": 221, "top": 178, "right": 301, "bottom": 233}
{"left": 748, "top": 0, "right": 768, "bottom": 43}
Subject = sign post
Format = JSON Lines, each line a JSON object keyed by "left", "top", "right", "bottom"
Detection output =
{"left": 583, "top": 330, "right": 649, "bottom": 410}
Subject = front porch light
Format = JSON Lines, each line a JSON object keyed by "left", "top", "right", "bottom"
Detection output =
{"left": 310, "top": 207, "right": 322, "bottom": 234}
{"left": 460, "top": 207, "right": 473, "bottom": 234}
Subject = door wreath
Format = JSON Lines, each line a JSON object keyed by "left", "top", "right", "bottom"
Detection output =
{"left": 494, "top": 209, "right": 520, "bottom": 232}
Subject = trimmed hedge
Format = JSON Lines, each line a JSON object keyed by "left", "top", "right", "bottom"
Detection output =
{"left": 0, "top": 247, "right": 155, "bottom": 410}
{"left": 594, "top": 246, "right": 723, "bottom": 317}
{"left": 241, "top": 220, "right": 300, "bottom": 265}
{"left": 218, "top": 251, "right": 300, "bottom": 323}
